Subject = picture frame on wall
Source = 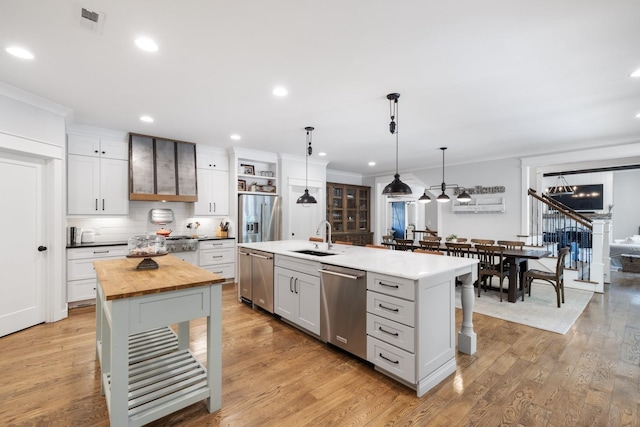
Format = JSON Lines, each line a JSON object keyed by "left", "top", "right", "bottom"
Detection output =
{"left": 241, "top": 164, "right": 255, "bottom": 175}
{"left": 238, "top": 179, "right": 246, "bottom": 191}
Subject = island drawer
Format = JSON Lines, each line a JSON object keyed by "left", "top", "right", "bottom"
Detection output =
{"left": 367, "top": 312, "right": 415, "bottom": 353}
{"left": 275, "top": 254, "right": 320, "bottom": 277}
{"left": 367, "top": 291, "right": 415, "bottom": 327}
{"left": 367, "top": 273, "right": 415, "bottom": 301}
{"left": 367, "top": 336, "right": 415, "bottom": 384}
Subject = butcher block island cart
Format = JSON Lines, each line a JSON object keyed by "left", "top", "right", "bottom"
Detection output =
{"left": 94, "top": 255, "right": 225, "bottom": 426}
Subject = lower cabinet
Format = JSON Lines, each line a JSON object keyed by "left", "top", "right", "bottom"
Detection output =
{"left": 198, "top": 239, "right": 235, "bottom": 283}
{"left": 274, "top": 255, "right": 320, "bottom": 335}
{"left": 67, "top": 245, "right": 128, "bottom": 303}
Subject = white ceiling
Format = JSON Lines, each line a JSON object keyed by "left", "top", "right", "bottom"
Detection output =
{"left": 1, "top": 1, "right": 639, "bottom": 175}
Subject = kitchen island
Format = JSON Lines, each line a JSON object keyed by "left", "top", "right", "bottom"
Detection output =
{"left": 94, "top": 255, "right": 225, "bottom": 426}
{"left": 237, "top": 240, "right": 478, "bottom": 397}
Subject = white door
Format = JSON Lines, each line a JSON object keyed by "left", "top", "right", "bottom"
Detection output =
{"left": 289, "top": 185, "right": 320, "bottom": 240}
{"left": 0, "top": 153, "right": 45, "bottom": 336}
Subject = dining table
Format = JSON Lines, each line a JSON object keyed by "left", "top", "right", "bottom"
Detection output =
{"left": 382, "top": 241, "right": 551, "bottom": 303}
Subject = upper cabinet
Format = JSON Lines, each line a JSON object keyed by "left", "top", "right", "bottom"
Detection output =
{"left": 67, "top": 134, "right": 129, "bottom": 215}
{"left": 129, "top": 133, "right": 198, "bottom": 202}
{"left": 194, "top": 146, "right": 229, "bottom": 216}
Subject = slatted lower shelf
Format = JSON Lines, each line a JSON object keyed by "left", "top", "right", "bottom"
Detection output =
{"left": 103, "top": 327, "right": 210, "bottom": 426}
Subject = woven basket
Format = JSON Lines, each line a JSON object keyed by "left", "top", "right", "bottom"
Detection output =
{"left": 621, "top": 254, "right": 640, "bottom": 273}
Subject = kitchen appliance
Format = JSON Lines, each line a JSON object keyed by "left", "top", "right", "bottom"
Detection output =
{"left": 319, "top": 265, "right": 367, "bottom": 359}
{"left": 81, "top": 229, "right": 95, "bottom": 243}
{"left": 164, "top": 235, "right": 199, "bottom": 265}
{"left": 238, "top": 248, "right": 274, "bottom": 312}
{"left": 238, "top": 194, "right": 281, "bottom": 243}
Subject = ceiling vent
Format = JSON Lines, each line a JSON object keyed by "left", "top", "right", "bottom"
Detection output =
{"left": 78, "top": 6, "right": 105, "bottom": 33}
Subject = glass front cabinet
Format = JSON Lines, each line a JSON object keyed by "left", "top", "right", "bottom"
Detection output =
{"left": 326, "top": 182, "right": 372, "bottom": 246}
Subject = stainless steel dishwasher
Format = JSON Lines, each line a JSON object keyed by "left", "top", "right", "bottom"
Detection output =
{"left": 319, "top": 265, "right": 367, "bottom": 359}
{"left": 238, "top": 248, "right": 274, "bottom": 313}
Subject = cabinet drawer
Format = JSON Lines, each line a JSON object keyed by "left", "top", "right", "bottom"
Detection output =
{"left": 367, "top": 273, "right": 415, "bottom": 301}
{"left": 274, "top": 254, "right": 320, "bottom": 277}
{"left": 67, "top": 246, "right": 128, "bottom": 260}
{"left": 367, "top": 313, "right": 415, "bottom": 353}
{"left": 201, "top": 263, "right": 234, "bottom": 279}
{"left": 68, "top": 278, "right": 97, "bottom": 302}
{"left": 367, "top": 291, "right": 415, "bottom": 327}
{"left": 199, "top": 239, "right": 235, "bottom": 250}
{"left": 199, "top": 248, "right": 234, "bottom": 266}
{"left": 367, "top": 336, "right": 415, "bottom": 384}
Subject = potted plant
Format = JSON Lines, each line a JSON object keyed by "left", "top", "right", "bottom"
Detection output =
{"left": 446, "top": 233, "right": 457, "bottom": 242}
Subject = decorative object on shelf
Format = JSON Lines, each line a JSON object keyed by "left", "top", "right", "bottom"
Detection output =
{"left": 422, "top": 147, "right": 471, "bottom": 203}
{"left": 296, "top": 126, "right": 318, "bottom": 205}
{"left": 238, "top": 179, "right": 246, "bottom": 191}
{"left": 126, "top": 234, "right": 168, "bottom": 270}
{"left": 382, "top": 93, "right": 412, "bottom": 196}
{"left": 241, "top": 163, "right": 255, "bottom": 175}
{"left": 546, "top": 173, "right": 574, "bottom": 195}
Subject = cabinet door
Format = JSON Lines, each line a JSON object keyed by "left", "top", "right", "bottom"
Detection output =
{"left": 196, "top": 147, "right": 228, "bottom": 171}
{"left": 211, "top": 170, "right": 229, "bottom": 215}
{"left": 68, "top": 155, "right": 100, "bottom": 214}
{"left": 100, "top": 158, "right": 129, "bottom": 215}
{"left": 194, "top": 169, "right": 214, "bottom": 215}
{"left": 100, "top": 138, "right": 128, "bottom": 160}
{"left": 295, "top": 271, "right": 320, "bottom": 335}
{"left": 68, "top": 134, "right": 100, "bottom": 157}
{"left": 274, "top": 267, "right": 295, "bottom": 321}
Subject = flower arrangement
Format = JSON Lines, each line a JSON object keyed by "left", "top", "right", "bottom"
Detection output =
{"left": 446, "top": 233, "right": 457, "bottom": 242}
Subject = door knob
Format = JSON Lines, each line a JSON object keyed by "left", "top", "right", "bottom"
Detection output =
{"left": 38, "top": 246, "right": 47, "bottom": 252}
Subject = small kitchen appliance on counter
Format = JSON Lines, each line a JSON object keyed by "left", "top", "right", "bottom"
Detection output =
{"left": 81, "top": 229, "right": 95, "bottom": 243}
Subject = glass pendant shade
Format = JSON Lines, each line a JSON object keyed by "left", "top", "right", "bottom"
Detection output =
{"left": 418, "top": 191, "right": 431, "bottom": 203}
{"left": 297, "top": 126, "right": 317, "bottom": 205}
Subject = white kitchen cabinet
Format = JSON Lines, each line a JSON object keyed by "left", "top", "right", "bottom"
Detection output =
{"left": 198, "top": 239, "right": 235, "bottom": 283}
{"left": 197, "top": 146, "right": 228, "bottom": 171}
{"left": 67, "top": 245, "right": 128, "bottom": 303}
{"left": 274, "top": 255, "right": 320, "bottom": 335}
{"left": 67, "top": 134, "right": 129, "bottom": 215}
{"left": 194, "top": 169, "right": 229, "bottom": 216}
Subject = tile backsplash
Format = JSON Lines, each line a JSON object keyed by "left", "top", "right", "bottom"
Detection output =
{"left": 66, "top": 201, "right": 233, "bottom": 243}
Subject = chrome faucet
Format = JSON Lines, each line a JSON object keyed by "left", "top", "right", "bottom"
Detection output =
{"left": 316, "top": 220, "right": 332, "bottom": 250}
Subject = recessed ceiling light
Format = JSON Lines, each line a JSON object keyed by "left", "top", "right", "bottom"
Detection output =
{"left": 230, "top": 134, "right": 241, "bottom": 141}
{"left": 6, "top": 46, "right": 34, "bottom": 59}
{"left": 630, "top": 68, "right": 640, "bottom": 78}
{"left": 368, "top": 161, "right": 376, "bottom": 166}
{"left": 140, "top": 115, "right": 154, "bottom": 123}
{"left": 272, "top": 86, "right": 288, "bottom": 97}
{"left": 135, "top": 37, "right": 158, "bottom": 52}
{"left": 318, "top": 152, "right": 326, "bottom": 157}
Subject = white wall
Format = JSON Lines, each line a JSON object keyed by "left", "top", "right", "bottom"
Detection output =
{"left": 612, "top": 169, "right": 640, "bottom": 238}
{"left": 327, "top": 169, "right": 363, "bottom": 186}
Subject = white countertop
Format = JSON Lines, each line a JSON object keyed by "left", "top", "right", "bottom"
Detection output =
{"left": 237, "top": 240, "right": 478, "bottom": 280}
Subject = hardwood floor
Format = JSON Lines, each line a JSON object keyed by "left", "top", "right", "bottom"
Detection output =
{"left": 1, "top": 271, "right": 638, "bottom": 426}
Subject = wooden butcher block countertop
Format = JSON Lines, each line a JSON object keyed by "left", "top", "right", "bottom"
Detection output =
{"left": 94, "top": 254, "right": 224, "bottom": 301}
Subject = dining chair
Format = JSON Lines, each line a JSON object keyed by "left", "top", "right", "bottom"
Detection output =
{"left": 471, "top": 238, "right": 495, "bottom": 245}
{"left": 455, "top": 238, "right": 468, "bottom": 243}
{"left": 365, "top": 244, "right": 387, "bottom": 249}
{"left": 414, "top": 249, "right": 444, "bottom": 255}
{"left": 418, "top": 239, "right": 441, "bottom": 251}
{"left": 445, "top": 242, "right": 471, "bottom": 257}
{"left": 381, "top": 235, "right": 394, "bottom": 243}
{"left": 395, "top": 239, "right": 414, "bottom": 251}
{"left": 475, "top": 244, "right": 509, "bottom": 301}
{"left": 309, "top": 236, "right": 324, "bottom": 242}
{"left": 334, "top": 240, "right": 353, "bottom": 245}
{"left": 497, "top": 240, "right": 525, "bottom": 250}
{"left": 522, "top": 246, "right": 570, "bottom": 307}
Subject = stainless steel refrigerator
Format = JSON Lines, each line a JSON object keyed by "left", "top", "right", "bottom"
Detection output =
{"left": 238, "top": 194, "right": 281, "bottom": 243}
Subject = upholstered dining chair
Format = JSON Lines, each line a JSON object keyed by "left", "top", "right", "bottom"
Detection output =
{"left": 522, "top": 246, "right": 570, "bottom": 307}
{"left": 414, "top": 249, "right": 444, "bottom": 255}
{"left": 395, "top": 239, "right": 414, "bottom": 251}
{"left": 365, "top": 244, "right": 387, "bottom": 249}
{"left": 475, "top": 244, "right": 509, "bottom": 301}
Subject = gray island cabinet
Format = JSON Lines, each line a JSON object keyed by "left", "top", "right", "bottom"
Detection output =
{"left": 237, "top": 240, "right": 478, "bottom": 397}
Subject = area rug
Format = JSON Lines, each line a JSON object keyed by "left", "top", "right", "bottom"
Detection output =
{"left": 455, "top": 283, "right": 594, "bottom": 334}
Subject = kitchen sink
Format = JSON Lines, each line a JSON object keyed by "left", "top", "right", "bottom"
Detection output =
{"left": 292, "top": 249, "right": 337, "bottom": 257}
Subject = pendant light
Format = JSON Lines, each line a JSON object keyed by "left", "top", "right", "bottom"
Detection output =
{"left": 426, "top": 147, "right": 471, "bottom": 203}
{"left": 418, "top": 190, "right": 431, "bottom": 203}
{"left": 382, "top": 93, "right": 412, "bottom": 196}
{"left": 547, "top": 174, "right": 574, "bottom": 195}
{"left": 296, "top": 126, "right": 318, "bottom": 205}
